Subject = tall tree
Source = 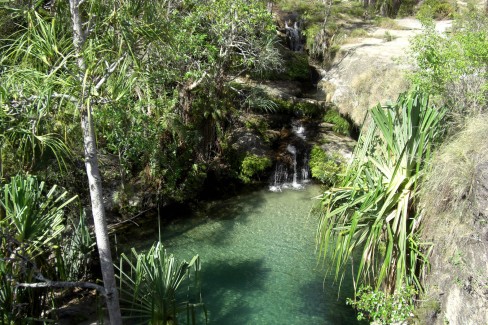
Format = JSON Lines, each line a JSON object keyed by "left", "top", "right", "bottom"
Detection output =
{"left": 68, "top": 0, "right": 122, "bottom": 323}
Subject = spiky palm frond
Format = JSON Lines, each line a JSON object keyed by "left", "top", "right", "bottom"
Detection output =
{"left": 116, "top": 242, "right": 206, "bottom": 325}
{"left": 317, "top": 91, "right": 445, "bottom": 293}
{"left": 1, "top": 174, "right": 77, "bottom": 257}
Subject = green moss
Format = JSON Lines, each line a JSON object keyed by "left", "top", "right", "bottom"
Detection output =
{"left": 323, "top": 109, "right": 351, "bottom": 135}
{"left": 273, "top": 98, "right": 324, "bottom": 117}
{"left": 309, "top": 146, "right": 345, "bottom": 186}
{"left": 239, "top": 154, "right": 272, "bottom": 184}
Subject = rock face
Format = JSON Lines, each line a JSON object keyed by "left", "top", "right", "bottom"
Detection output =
{"left": 417, "top": 116, "right": 488, "bottom": 325}
{"left": 320, "top": 19, "right": 451, "bottom": 125}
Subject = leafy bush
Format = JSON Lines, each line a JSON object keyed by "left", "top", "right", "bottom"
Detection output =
{"left": 264, "top": 51, "right": 310, "bottom": 82}
{"left": 323, "top": 109, "right": 351, "bottom": 135}
{"left": 410, "top": 9, "right": 488, "bottom": 125}
{"left": 383, "top": 31, "right": 396, "bottom": 42}
{"left": 309, "top": 146, "right": 345, "bottom": 186}
{"left": 416, "top": 0, "right": 456, "bottom": 20}
{"left": 347, "top": 285, "right": 416, "bottom": 324}
{"left": 239, "top": 154, "right": 272, "bottom": 184}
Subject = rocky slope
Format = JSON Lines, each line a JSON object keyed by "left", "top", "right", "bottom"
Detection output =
{"left": 319, "top": 18, "right": 451, "bottom": 125}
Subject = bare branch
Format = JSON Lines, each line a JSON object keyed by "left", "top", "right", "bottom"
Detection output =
{"left": 16, "top": 276, "right": 106, "bottom": 296}
{"left": 188, "top": 72, "right": 207, "bottom": 91}
{"left": 94, "top": 54, "right": 127, "bottom": 92}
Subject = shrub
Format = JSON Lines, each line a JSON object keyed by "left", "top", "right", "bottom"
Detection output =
{"left": 239, "top": 154, "right": 272, "bottom": 184}
{"left": 410, "top": 9, "right": 488, "bottom": 125}
{"left": 347, "top": 285, "right": 416, "bottom": 324}
{"left": 309, "top": 146, "right": 345, "bottom": 186}
{"left": 383, "top": 31, "right": 396, "bottom": 42}
{"left": 349, "top": 28, "right": 369, "bottom": 38}
{"left": 416, "top": 0, "right": 456, "bottom": 20}
{"left": 264, "top": 51, "right": 310, "bottom": 82}
{"left": 0, "top": 174, "right": 79, "bottom": 322}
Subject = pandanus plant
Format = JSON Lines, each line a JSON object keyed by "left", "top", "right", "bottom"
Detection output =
{"left": 317, "top": 90, "right": 445, "bottom": 293}
{"left": 116, "top": 242, "right": 206, "bottom": 325}
{"left": 0, "top": 174, "right": 77, "bottom": 321}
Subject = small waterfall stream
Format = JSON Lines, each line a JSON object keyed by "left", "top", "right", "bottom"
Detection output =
{"left": 269, "top": 122, "right": 311, "bottom": 192}
{"left": 285, "top": 21, "right": 303, "bottom": 51}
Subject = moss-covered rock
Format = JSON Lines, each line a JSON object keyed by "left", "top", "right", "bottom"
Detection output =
{"left": 322, "top": 109, "right": 352, "bottom": 135}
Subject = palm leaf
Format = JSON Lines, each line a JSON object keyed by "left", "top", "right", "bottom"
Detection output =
{"left": 116, "top": 242, "right": 206, "bottom": 324}
{"left": 317, "top": 90, "right": 445, "bottom": 293}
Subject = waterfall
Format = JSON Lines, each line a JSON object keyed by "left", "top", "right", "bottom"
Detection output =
{"left": 269, "top": 123, "right": 311, "bottom": 192}
{"left": 293, "top": 123, "right": 306, "bottom": 140}
{"left": 287, "top": 144, "right": 301, "bottom": 189}
{"left": 285, "top": 21, "right": 303, "bottom": 52}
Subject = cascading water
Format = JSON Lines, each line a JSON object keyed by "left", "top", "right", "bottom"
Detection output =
{"left": 269, "top": 122, "right": 311, "bottom": 192}
{"left": 287, "top": 144, "right": 300, "bottom": 189}
{"left": 285, "top": 21, "right": 303, "bottom": 52}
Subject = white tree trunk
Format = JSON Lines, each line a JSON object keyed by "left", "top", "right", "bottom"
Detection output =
{"left": 69, "top": 0, "right": 122, "bottom": 323}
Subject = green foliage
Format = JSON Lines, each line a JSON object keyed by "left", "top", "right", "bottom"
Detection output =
{"left": 116, "top": 242, "right": 205, "bottom": 324}
{"left": 323, "top": 109, "right": 351, "bottom": 135}
{"left": 261, "top": 50, "right": 309, "bottom": 82}
{"left": 383, "top": 31, "right": 396, "bottom": 42}
{"left": 282, "top": 52, "right": 310, "bottom": 82}
{"left": 397, "top": 0, "right": 418, "bottom": 18}
{"left": 243, "top": 115, "right": 270, "bottom": 138}
{"left": 349, "top": 28, "right": 369, "bottom": 38}
{"left": 309, "top": 146, "right": 345, "bottom": 186}
{"left": 317, "top": 91, "right": 445, "bottom": 293}
{"left": 58, "top": 212, "right": 95, "bottom": 281}
{"left": 0, "top": 174, "right": 80, "bottom": 322}
{"left": 416, "top": 0, "right": 456, "bottom": 20}
{"left": 410, "top": 6, "right": 488, "bottom": 122}
{"left": 239, "top": 154, "right": 272, "bottom": 184}
{"left": 0, "top": 0, "right": 283, "bottom": 203}
{"left": 347, "top": 285, "right": 416, "bottom": 324}
{"left": 1, "top": 175, "right": 75, "bottom": 254}
{"left": 242, "top": 87, "right": 279, "bottom": 113}
{"left": 277, "top": 0, "right": 326, "bottom": 25}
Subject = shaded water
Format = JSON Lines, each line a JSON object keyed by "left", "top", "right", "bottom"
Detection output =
{"left": 126, "top": 185, "right": 359, "bottom": 324}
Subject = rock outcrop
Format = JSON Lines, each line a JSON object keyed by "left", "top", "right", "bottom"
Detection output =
{"left": 320, "top": 19, "right": 451, "bottom": 125}
{"left": 417, "top": 115, "right": 488, "bottom": 325}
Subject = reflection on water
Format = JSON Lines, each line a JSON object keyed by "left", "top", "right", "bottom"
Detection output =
{"left": 128, "top": 185, "right": 360, "bottom": 325}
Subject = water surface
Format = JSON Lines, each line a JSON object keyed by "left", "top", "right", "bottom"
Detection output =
{"left": 130, "top": 185, "right": 359, "bottom": 324}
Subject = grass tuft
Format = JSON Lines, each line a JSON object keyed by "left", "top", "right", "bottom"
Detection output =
{"left": 420, "top": 114, "right": 488, "bottom": 220}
